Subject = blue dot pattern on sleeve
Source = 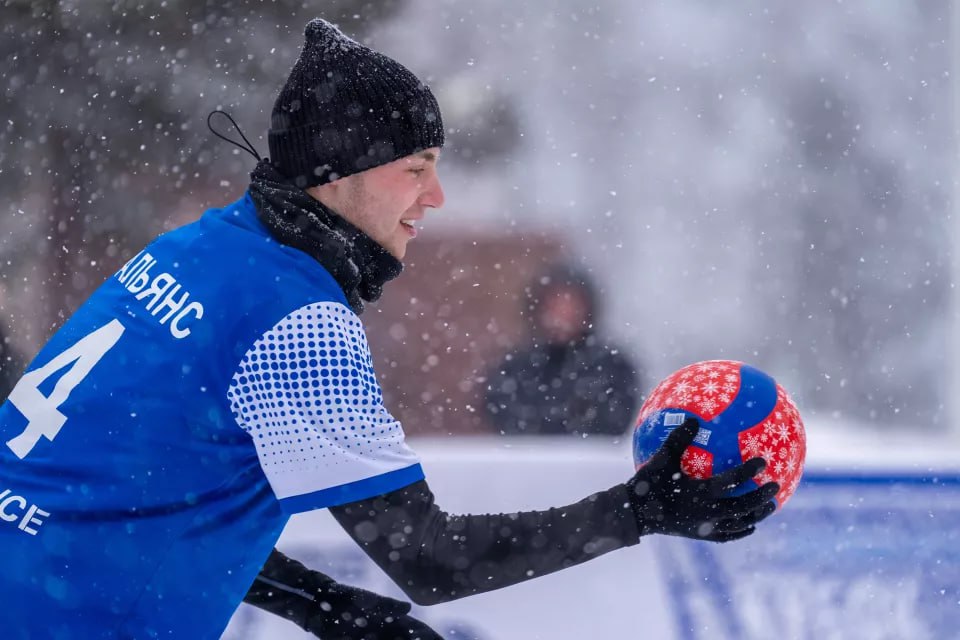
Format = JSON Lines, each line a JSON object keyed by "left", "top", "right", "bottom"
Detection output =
{"left": 228, "top": 300, "right": 422, "bottom": 511}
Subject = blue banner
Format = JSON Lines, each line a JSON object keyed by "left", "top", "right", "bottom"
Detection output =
{"left": 656, "top": 473, "right": 960, "bottom": 640}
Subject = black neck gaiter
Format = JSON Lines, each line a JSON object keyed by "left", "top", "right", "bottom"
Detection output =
{"left": 248, "top": 159, "right": 402, "bottom": 314}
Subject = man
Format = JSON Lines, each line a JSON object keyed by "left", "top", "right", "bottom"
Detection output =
{"left": 0, "top": 19, "right": 778, "bottom": 639}
{"left": 485, "top": 262, "right": 643, "bottom": 436}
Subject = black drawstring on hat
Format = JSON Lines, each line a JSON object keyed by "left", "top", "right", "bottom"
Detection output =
{"left": 207, "top": 110, "right": 262, "bottom": 161}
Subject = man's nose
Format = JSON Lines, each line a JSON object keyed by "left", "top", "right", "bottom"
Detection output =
{"left": 421, "top": 174, "right": 445, "bottom": 209}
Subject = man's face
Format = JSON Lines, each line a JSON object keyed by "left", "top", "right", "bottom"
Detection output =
{"left": 310, "top": 148, "right": 445, "bottom": 259}
{"left": 539, "top": 286, "right": 590, "bottom": 344}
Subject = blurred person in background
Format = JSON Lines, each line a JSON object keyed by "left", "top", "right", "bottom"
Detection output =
{"left": 484, "top": 263, "right": 643, "bottom": 436}
{"left": 0, "top": 19, "right": 778, "bottom": 639}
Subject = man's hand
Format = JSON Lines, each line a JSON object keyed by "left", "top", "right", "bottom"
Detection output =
{"left": 301, "top": 579, "right": 442, "bottom": 640}
{"left": 243, "top": 550, "right": 442, "bottom": 639}
{"left": 626, "top": 417, "right": 779, "bottom": 542}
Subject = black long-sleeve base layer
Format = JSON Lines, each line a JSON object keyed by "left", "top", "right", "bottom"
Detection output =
{"left": 327, "top": 479, "right": 640, "bottom": 605}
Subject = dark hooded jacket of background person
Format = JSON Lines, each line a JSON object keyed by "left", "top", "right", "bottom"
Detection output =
{"left": 484, "top": 264, "right": 643, "bottom": 436}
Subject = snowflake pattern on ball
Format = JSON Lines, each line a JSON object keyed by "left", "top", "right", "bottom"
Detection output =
{"left": 737, "top": 383, "right": 806, "bottom": 506}
{"left": 227, "top": 301, "right": 419, "bottom": 501}
{"left": 681, "top": 446, "right": 713, "bottom": 479}
{"left": 639, "top": 360, "right": 742, "bottom": 422}
{"left": 635, "top": 360, "right": 806, "bottom": 510}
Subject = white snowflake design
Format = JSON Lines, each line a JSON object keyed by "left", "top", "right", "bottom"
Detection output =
{"left": 743, "top": 432, "right": 763, "bottom": 456}
{"left": 637, "top": 360, "right": 743, "bottom": 422}
{"left": 683, "top": 449, "right": 712, "bottom": 478}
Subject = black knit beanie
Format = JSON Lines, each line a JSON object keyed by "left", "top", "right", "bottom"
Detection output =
{"left": 268, "top": 19, "right": 445, "bottom": 188}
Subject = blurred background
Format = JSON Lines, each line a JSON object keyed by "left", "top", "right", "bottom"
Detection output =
{"left": 2, "top": 0, "right": 956, "bottom": 432}
{"left": 2, "top": 1, "right": 959, "bottom": 638}
{"left": 0, "top": 0, "right": 957, "bottom": 433}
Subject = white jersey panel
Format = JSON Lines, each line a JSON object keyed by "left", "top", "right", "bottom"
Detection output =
{"left": 227, "top": 301, "right": 420, "bottom": 502}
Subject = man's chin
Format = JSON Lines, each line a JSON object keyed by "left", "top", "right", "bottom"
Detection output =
{"left": 370, "top": 234, "right": 406, "bottom": 260}
{"left": 386, "top": 241, "right": 407, "bottom": 260}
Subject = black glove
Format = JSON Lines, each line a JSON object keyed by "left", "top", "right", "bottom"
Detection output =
{"left": 626, "top": 418, "right": 779, "bottom": 542}
{"left": 300, "top": 579, "right": 442, "bottom": 640}
{"left": 243, "top": 550, "right": 443, "bottom": 640}
{"left": 362, "top": 613, "right": 444, "bottom": 640}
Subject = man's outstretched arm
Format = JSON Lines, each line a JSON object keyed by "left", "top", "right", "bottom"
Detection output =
{"left": 330, "top": 477, "right": 638, "bottom": 605}
{"left": 329, "top": 418, "right": 778, "bottom": 605}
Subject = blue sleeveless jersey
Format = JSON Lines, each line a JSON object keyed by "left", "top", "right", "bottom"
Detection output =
{"left": 0, "top": 194, "right": 424, "bottom": 638}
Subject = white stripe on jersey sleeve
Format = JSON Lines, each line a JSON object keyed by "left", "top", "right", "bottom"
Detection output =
{"left": 226, "top": 301, "right": 420, "bottom": 503}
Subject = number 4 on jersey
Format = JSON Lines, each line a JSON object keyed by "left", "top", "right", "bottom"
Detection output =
{"left": 6, "top": 320, "right": 125, "bottom": 459}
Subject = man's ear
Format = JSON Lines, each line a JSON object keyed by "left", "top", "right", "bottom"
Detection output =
{"left": 306, "top": 182, "right": 339, "bottom": 209}
{"left": 305, "top": 184, "right": 327, "bottom": 201}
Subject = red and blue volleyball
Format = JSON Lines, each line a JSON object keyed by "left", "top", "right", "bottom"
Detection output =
{"left": 633, "top": 360, "right": 806, "bottom": 510}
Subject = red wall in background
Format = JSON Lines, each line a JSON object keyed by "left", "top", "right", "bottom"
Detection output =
{"left": 364, "top": 232, "right": 562, "bottom": 435}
